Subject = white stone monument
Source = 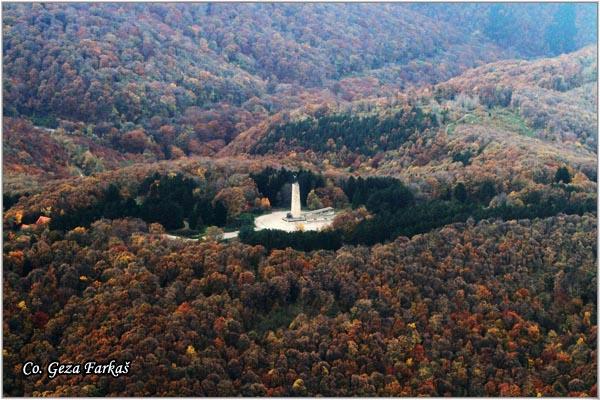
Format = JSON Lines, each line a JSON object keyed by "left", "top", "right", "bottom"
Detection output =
{"left": 255, "top": 179, "right": 336, "bottom": 230}
{"left": 291, "top": 182, "right": 301, "bottom": 218}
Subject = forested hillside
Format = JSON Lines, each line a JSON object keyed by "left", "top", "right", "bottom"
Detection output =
{"left": 434, "top": 46, "right": 597, "bottom": 148}
{"left": 2, "top": 3, "right": 597, "bottom": 397}
{"left": 410, "top": 3, "right": 596, "bottom": 57}
{"left": 2, "top": 3, "right": 595, "bottom": 157}
{"left": 226, "top": 46, "right": 597, "bottom": 155}
{"left": 3, "top": 214, "right": 596, "bottom": 396}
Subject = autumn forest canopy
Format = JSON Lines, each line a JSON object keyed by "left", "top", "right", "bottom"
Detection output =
{"left": 2, "top": 2, "right": 598, "bottom": 397}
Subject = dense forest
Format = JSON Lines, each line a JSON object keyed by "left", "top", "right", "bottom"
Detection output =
{"left": 2, "top": 2, "right": 598, "bottom": 397}
{"left": 3, "top": 214, "right": 596, "bottom": 396}
{"left": 252, "top": 105, "right": 440, "bottom": 157}
{"left": 2, "top": 3, "right": 596, "bottom": 159}
{"left": 241, "top": 171, "right": 596, "bottom": 251}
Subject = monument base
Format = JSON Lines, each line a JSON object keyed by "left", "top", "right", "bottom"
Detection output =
{"left": 282, "top": 212, "right": 306, "bottom": 222}
{"left": 254, "top": 210, "right": 336, "bottom": 233}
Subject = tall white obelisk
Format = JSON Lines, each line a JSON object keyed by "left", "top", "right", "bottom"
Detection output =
{"left": 291, "top": 182, "right": 301, "bottom": 218}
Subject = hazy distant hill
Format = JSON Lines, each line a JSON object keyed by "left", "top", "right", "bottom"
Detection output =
{"left": 409, "top": 3, "right": 596, "bottom": 57}
{"left": 2, "top": 3, "right": 595, "bottom": 153}
{"left": 435, "top": 46, "right": 598, "bottom": 148}
{"left": 222, "top": 46, "right": 597, "bottom": 157}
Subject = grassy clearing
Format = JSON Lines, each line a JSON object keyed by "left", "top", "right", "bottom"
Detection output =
{"left": 446, "top": 108, "right": 535, "bottom": 138}
{"left": 488, "top": 108, "right": 536, "bottom": 137}
{"left": 445, "top": 113, "right": 481, "bottom": 135}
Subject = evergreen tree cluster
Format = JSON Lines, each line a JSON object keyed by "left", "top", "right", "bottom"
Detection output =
{"left": 3, "top": 193, "right": 25, "bottom": 212}
{"left": 343, "top": 176, "right": 594, "bottom": 246}
{"left": 49, "top": 184, "right": 138, "bottom": 232}
{"left": 253, "top": 106, "right": 438, "bottom": 156}
{"left": 239, "top": 226, "right": 342, "bottom": 252}
{"left": 250, "top": 167, "right": 325, "bottom": 207}
{"left": 555, "top": 166, "right": 572, "bottom": 184}
{"left": 241, "top": 175, "right": 596, "bottom": 251}
{"left": 342, "top": 176, "right": 414, "bottom": 210}
{"left": 50, "top": 173, "right": 228, "bottom": 232}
